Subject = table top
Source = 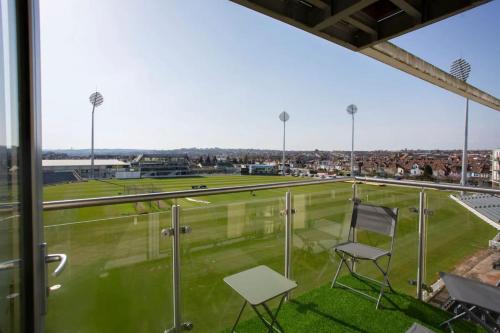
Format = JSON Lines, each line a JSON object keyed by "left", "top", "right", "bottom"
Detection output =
{"left": 224, "top": 265, "right": 297, "bottom": 305}
{"left": 440, "top": 272, "right": 500, "bottom": 313}
{"left": 405, "top": 323, "right": 435, "bottom": 333}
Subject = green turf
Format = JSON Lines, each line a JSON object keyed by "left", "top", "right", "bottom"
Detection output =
{"left": 42, "top": 176, "right": 497, "bottom": 333}
{"left": 221, "top": 275, "right": 484, "bottom": 333}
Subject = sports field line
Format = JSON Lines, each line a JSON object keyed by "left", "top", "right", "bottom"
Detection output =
{"left": 43, "top": 212, "right": 170, "bottom": 228}
{"left": 186, "top": 197, "right": 211, "bottom": 204}
{"left": 43, "top": 196, "right": 288, "bottom": 227}
{"left": 0, "top": 214, "right": 20, "bottom": 223}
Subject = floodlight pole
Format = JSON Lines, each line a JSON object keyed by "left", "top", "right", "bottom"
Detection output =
{"left": 91, "top": 102, "right": 96, "bottom": 179}
{"left": 347, "top": 104, "right": 357, "bottom": 176}
{"left": 450, "top": 58, "right": 471, "bottom": 189}
{"left": 89, "top": 91, "right": 103, "bottom": 180}
{"left": 460, "top": 98, "right": 469, "bottom": 187}
{"left": 282, "top": 119, "right": 286, "bottom": 176}
{"left": 279, "top": 111, "right": 289, "bottom": 176}
{"left": 350, "top": 112, "right": 355, "bottom": 176}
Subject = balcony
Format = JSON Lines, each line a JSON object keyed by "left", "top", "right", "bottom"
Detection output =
{"left": 220, "top": 275, "right": 479, "bottom": 333}
{"left": 41, "top": 177, "right": 499, "bottom": 333}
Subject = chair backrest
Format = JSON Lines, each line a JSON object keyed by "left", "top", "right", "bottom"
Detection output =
{"left": 351, "top": 203, "right": 398, "bottom": 237}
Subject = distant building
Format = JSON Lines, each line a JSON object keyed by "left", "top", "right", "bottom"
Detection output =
{"left": 248, "top": 164, "right": 277, "bottom": 175}
{"left": 42, "top": 159, "right": 129, "bottom": 184}
{"left": 395, "top": 167, "right": 405, "bottom": 177}
{"left": 278, "top": 163, "right": 291, "bottom": 175}
{"left": 410, "top": 163, "right": 423, "bottom": 176}
{"left": 115, "top": 170, "right": 141, "bottom": 179}
{"left": 214, "top": 161, "right": 238, "bottom": 173}
{"left": 493, "top": 149, "right": 500, "bottom": 187}
{"left": 131, "top": 155, "right": 190, "bottom": 178}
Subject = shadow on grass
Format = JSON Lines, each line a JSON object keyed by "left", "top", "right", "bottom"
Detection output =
{"left": 291, "top": 300, "right": 370, "bottom": 333}
{"left": 334, "top": 272, "right": 403, "bottom": 311}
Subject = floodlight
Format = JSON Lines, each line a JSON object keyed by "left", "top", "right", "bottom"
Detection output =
{"left": 89, "top": 92, "right": 104, "bottom": 107}
{"left": 279, "top": 111, "right": 290, "bottom": 122}
{"left": 450, "top": 58, "right": 471, "bottom": 82}
{"left": 346, "top": 104, "right": 357, "bottom": 115}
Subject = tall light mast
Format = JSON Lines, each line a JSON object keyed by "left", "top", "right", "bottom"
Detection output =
{"left": 450, "top": 58, "right": 471, "bottom": 187}
{"left": 279, "top": 111, "right": 290, "bottom": 176}
{"left": 346, "top": 104, "right": 358, "bottom": 176}
{"left": 89, "top": 91, "right": 103, "bottom": 179}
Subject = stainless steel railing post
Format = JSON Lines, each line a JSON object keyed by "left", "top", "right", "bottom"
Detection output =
{"left": 352, "top": 182, "right": 358, "bottom": 272}
{"left": 416, "top": 189, "right": 426, "bottom": 301}
{"left": 172, "top": 204, "right": 181, "bottom": 332}
{"left": 163, "top": 204, "right": 192, "bottom": 333}
{"left": 284, "top": 191, "right": 293, "bottom": 300}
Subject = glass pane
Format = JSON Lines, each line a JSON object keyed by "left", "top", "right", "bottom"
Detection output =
{"left": 424, "top": 190, "right": 497, "bottom": 296}
{"left": 180, "top": 192, "right": 285, "bottom": 333}
{"left": 0, "top": 0, "right": 22, "bottom": 331}
{"left": 44, "top": 205, "right": 173, "bottom": 333}
{"left": 291, "top": 182, "right": 353, "bottom": 295}
{"left": 355, "top": 184, "right": 420, "bottom": 296}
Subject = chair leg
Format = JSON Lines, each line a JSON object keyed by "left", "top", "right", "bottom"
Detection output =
{"left": 376, "top": 287, "right": 384, "bottom": 309}
{"left": 331, "top": 251, "right": 345, "bottom": 288}
{"left": 373, "top": 257, "right": 393, "bottom": 309}
{"left": 375, "top": 257, "right": 393, "bottom": 291}
{"left": 386, "top": 277, "right": 394, "bottom": 292}
{"left": 376, "top": 272, "right": 390, "bottom": 309}
{"left": 439, "top": 308, "right": 468, "bottom": 333}
{"left": 333, "top": 252, "right": 395, "bottom": 309}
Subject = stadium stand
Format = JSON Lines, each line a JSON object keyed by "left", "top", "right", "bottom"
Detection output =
{"left": 456, "top": 194, "right": 500, "bottom": 225}
{"left": 73, "top": 170, "right": 83, "bottom": 181}
{"left": 43, "top": 170, "right": 78, "bottom": 185}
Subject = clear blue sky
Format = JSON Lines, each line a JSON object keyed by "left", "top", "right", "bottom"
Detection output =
{"left": 40, "top": 0, "right": 500, "bottom": 151}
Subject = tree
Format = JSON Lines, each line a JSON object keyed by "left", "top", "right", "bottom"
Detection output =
{"left": 423, "top": 164, "right": 433, "bottom": 178}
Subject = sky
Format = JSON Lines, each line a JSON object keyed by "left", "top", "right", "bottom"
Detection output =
{"left": 40, "top": 0, "right": 500, "bottom": 151}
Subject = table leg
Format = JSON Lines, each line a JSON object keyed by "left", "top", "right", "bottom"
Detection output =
{"left": 231, "top": 301, "right": 247, "bottom": 332}
{"left": 251, "top": 295, "right": 286, "bottom": 333}
{"left": 263, "top": 296, "right": 286, "bottom": 333}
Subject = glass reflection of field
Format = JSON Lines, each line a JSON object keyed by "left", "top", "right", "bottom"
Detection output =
{"left": 43, "top": 176, "right": 496, "bottom": 333}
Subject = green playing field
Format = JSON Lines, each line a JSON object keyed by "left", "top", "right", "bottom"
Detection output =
{"left": 42, "top": 175, "right": 497, "bottom": 333}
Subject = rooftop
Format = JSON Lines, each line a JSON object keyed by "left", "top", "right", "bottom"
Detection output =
{"left": 456, "top": 193, "right": 500, "bottom": 226}
{"left": 231, "top": 0, "right": 490, "bottom": 51}
{"left": 42, "top": 159, "right": 129, "bottom": 167}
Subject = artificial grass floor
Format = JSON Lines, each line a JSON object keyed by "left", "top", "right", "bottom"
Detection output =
{"left": 221, "top": 275, "right": 483, "bottom": 333}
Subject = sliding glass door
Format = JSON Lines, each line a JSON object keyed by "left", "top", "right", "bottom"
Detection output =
{"left": 1, "top": 1, "right": 45, "bottom": 332}
{"left": 0, "top": 0, "right": 24, "bottom": 331}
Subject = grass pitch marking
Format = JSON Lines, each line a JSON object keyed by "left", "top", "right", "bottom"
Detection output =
{"left": 43, "top": 212, "right": 169, "bottom": 228}
{"left": 185, "top": 197, "right": 211, "bottom": 204}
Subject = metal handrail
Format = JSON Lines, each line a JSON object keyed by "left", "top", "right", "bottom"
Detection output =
{"left": 41, "top": 176, "right": 500, "bottom": 211}
{"left": 42, "top": 177, "right": 352, "bottom": 211}
{"left": 355, "top": 176, "right": 500, "bottom": 195}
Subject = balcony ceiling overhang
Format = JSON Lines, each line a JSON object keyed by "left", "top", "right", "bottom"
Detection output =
{"left": 230, "top": 0, "right": 500, "bottom": 111}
